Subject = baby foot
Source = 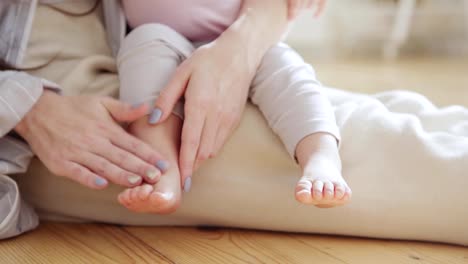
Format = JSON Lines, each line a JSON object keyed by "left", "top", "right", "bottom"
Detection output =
{"left": 118, "top": 158, "right": 181, "bottom": 214}
{"left": 118, "top": 181, "right": 180, "bottom": 214}
{"left": 118, "top": 114, "right": 183, "bottom": 214}
{"left": 295, "top": 157, "right": 351, "bottom": 208}
{"left": 295, "top": 133, "right": 351, "bottom": 208}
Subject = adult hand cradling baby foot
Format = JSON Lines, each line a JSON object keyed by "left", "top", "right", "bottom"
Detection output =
{"left": 14, "top": 90, "right": 167, "bottom": 189}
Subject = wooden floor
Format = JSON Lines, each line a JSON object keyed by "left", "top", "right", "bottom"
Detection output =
{"left": 1, "top": 223, "right": 467, "bottom": 264}
{"left": 2, "top": 57, "right": 468, "bottom": 263}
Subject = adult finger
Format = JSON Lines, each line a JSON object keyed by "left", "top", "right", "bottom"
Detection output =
{"left": 93, "top": 141, "right": 162, "bottom": 184}
{"left": 195, "top": 113, "right": 220, "bottom": 167}
{"left": 179, "top": 101, "right": 206, "bottom": 192}
{"left": 108, "top": 128, "right": 170, "bottom": 173}
{"left": 76, "top": 152, "right": 143, "bottom": 187}
{"left": 152, "top": 61, "right": 192, "bottom": 124}
{"left": 61, "top": 161, "right": 109, "bottom": 190}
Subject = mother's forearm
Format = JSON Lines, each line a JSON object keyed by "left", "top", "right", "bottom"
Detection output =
{"left": 217, "top": 0, "right": 289, "bottom": 73}
{"left": 238, "top": 0, "right": 289, "bottom": 42}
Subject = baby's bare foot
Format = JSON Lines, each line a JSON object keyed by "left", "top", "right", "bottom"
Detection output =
{"left": 295, "top": 133, "right": 351, "bottom": 208}
{"left": 118, "top": 165, "right": 181, "bottom": 214}
{"left": 295, "top": 158, "right": 351, "bottom": 207}
{"left": 118, "top": 114, "right": 182, "bottom": 214}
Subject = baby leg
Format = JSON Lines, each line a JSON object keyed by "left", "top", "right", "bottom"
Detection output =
{"left": 117, "top": 24, "right": 194, "bottom": 213}
{"left": 250, "top": 43, "right": 351, "bottom": 207}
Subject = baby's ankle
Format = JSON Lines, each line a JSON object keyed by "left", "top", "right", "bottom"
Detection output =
{"left": 295, "top": 133, "right": 340, "bottom": 169}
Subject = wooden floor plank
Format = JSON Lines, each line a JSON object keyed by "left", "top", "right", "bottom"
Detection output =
{"left": 291, "top": 234, "right": 468, "bottom": 264}
{"left": 385, "top": 241, "right": 468, "bottom": 264}
{"left": 0, "top": 223, "right": 171, "bottom": 264}
{"left": 126, "top": 226, "right": 346, "bottom": 264}
{"left": 1, "top": 223, "right": 467, "bottom": 264}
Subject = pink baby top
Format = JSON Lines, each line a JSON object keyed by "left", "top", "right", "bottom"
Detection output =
{"left": 122, "top": 0, "right": 243, "bottom": 42}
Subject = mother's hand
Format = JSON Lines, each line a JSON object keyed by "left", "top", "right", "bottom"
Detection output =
{"left": 153, "top": 36, "right": 254, "bottom": 188}
{"left": 15, "top": 90, "right": 166, "bottom": 189}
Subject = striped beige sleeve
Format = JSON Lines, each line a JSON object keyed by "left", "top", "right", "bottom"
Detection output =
{"left": 0, "top": 71, "right": 60, "bottom": 137}
{"left": 0, "top": 174, "right": 39, "bottom": 240}
{"left": 0, "top": 71, "right": 58, "bottom": 239}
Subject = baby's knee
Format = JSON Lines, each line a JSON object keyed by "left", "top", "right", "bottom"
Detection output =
{"left": 119, "top": 23, "right": 195, "bottom": 60}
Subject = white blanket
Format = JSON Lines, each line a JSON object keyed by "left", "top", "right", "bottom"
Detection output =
{"left": 173, "top": 87, "right": 468, "bottom": 246}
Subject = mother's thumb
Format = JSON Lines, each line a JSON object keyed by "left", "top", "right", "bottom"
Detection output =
{"left": 151, "top": 62, "right": 191, "bottom": 124}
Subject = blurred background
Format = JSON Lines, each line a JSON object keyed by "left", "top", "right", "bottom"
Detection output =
{"left": 287, "top": 0, "right": 468, "bottom": 59}
{"left": 285, "top": 0, "right": 468, "bottom": 106}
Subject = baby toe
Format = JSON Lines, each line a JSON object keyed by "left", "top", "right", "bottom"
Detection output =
{"left": 334, "top": 182, "right": 346, "bottom": 200}
{"left": 130, "top": 187, "right": 142, "bottom": 202}
{"left": 296, "top": 179, "right": 312, "bottom": 193}
{"left": 118, "top": 189, "right": 132, "bottom": 207}
{"left": 295, "top": 180, "right": 313, "bottom": 202}
{"left": 122, "top": 189, "right": 132, "bottom": 201}
{"left": 323, "top": 181, "right": 335, "bottom": 201}
{"left": 295, "top": 190, "right": 313, "bottom": 204}
{"left": 340, "top": 187, "right": 352, "bottom": 202}
{"left": 138, "top": 184, "right": 154, "bottom": 200}
{"left": 312, "top": 181, "right": 324, "bottom": 201}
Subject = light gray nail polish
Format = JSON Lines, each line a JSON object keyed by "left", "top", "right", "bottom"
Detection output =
{"left": 146, "top": 169, "right": 159, "bottom": 180}
{"left": 184, "top": 177, "right": 192, "bottom": 193}
{"left": 95, "top": 178, "right": 107, "bottom": 186}
{"left": 156, "top": 160, "right": 169, "bottom": 172}
{"left": 128, "top": 176, "right": 141, "bottom": 184}
{"left": 149, "top": 108, "right": 162, "bottom": 124}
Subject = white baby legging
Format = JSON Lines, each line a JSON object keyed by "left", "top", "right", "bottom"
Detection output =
{"left": 117, "top": 24, "right": 340, "bottom": 158}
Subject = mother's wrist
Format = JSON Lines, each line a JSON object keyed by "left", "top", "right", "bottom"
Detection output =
{"left": 218, "top": 25, "right": 272, "bottom": 75}
{"left": 221, "top": 1, "right": 289, "bottom": 69}
{"left": 14, "top": 89, "right": 55, "bottom": 139}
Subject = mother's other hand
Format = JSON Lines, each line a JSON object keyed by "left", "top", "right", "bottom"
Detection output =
{"left": 15, "top": 91, "right": 167, "bottom": 189}
{"left": 152, "top": 36, "right": 254, "bottom": 189}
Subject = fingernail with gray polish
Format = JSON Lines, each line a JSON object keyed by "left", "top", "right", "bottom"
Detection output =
{"left": 95, "top": 177, "right": 108, "bottom": 186}
{"left": 146, "top": 169, "right": 159, "bottom": 180}
{"left": 149, "top": 108, "right": 162, "bottom": 124}
{"left": 128, "top": 176, "right": 141, "bottom": 184}
{"left": 184, "top": 177, "right": 192, "bottom": 193}
{"left": 156, "top": 160, "right": 169, "bottom": 172}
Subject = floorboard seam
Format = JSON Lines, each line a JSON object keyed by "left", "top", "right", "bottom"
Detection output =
{"left": 120, "top": 227, "right": 176, "bottom": 264}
